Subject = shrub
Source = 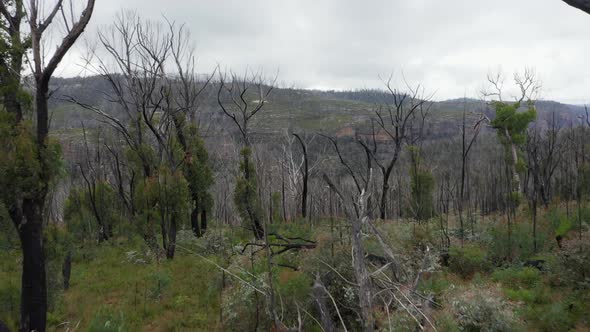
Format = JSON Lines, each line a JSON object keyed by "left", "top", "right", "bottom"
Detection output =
{"left": 418, "top": 272, "right": 450, "bottom": 298}
{"left": 0, "top": 202, "right": 18, "bottom": 250}
{"left": 492, "top": 267, "right": 541, "bottom": 289}
{"left": 503, "top": 286, "right": 550, "bottom": 304}
{"left": 88, "top": 308, "right": 126, "bottom": 332}
{"left": 221, "top": 276, "right": 269, "bottom": 331}
{"left": 451, "top": 287, "right": 517, "bottom": 332}
{"left": 524, "top": 300, "right": 583, "bottom": 332}
{"left": 486, "top": 221, "right": 551, "bottom": 262}
{"left": 448, "top": 244, "right": 490, "bottom": 278}
{"left": 276, "top": 270, "right": 311, "bottom": 304}
{"left": 147, "top": 271, "right": 172, "bottom": 300}
{"left": 44, "top": 224, "right": 73, "bottom": 311}
{"left": 546, "top": 208, "right": 573, "bottom": 238}
{"left": 386, "top": 310, "right": 421, "bottom": 331}
{"left": 436, "top": 313, "right": 460, "bottom": 332}
{"left": 557, "top": 236, "right": 590, "bottom": 289}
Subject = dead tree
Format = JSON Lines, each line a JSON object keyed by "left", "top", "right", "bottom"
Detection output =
{"left": 525, "top": 116, "right": 564, "bottom": 253}
{"left": 458, "top": 105, "right": 486, "bottom": 245}
{"left": 217, "top": 70, "right": 276, "bottom": 239}
{"left": 78, "top": 125, "right": 112, "bottom": 242}
{"left": 323, "top": 170, "right": 375, "bottom": 332}
{"left": 293, "top": 133, "right": 309, "bottom": 219}
{"left": 370, "top": 76, "right": 433, "bottom": 220}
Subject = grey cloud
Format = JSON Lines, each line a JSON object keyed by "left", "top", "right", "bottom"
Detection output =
{"left": 60, "top": 0, "right": 590, "bottom": 103}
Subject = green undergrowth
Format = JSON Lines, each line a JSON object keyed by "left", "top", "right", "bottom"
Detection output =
{"left": 1, "top": 204, "right": 589, "bottom": 331}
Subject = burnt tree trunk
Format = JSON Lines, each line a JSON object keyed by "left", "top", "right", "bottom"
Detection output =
{"left": 166, "top": 216, "right": 177, "bottom": 259}
{"left": 378, "top": 145, "right": 400, "bottom": 220}
{"left": 200, "top": 209, "right": 207, "bottom": 234}
{"left": 62, "top": 250, "right": 72, "bottom": 291}
{"left": 244, "top": 150, "right": 264, "bottom": 239}
{"left": 19, "top": 199, "right": 47, "bottom": 332}
{"left": 293, "top": 133, "right": 309, "bottom": 219}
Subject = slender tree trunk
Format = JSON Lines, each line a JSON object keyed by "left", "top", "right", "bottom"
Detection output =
{"left": 191, "top": 202, "right": 201, "bottom": 237}
{"left": 506, "top": 129, "right": 522, "bottom": 193}
{"left": 161, "top": 215, "right": 168, "bottom": 253}
{"left": 380, "top": 181, "right": 390, "bottom": 220}
{"left": 293, "top": 134, "right": 309, "bottom": 219}
{"left": 379, "top": 148, "right": 399, "bottom": 220}
{"left": 281, "top": 164, "right": 287, "bottom": 222}
{"left": 532, "top": 195, "right": 538, "bottom": 253}
{"left": 243, "top": 150, "right": 264, "bottom": 239}
{"left": 166, "top": 216, "right": 177, "bottom": 259}
{"left": 62, "top": 250, "right": 72, "bottom": 291}
{"left": 201, "top": 209, "right": 207, "bottom": 234}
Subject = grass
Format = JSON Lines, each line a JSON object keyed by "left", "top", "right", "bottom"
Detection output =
{"left": 1, "top": 241, "right": 222, "bottom": 331}
{"left": 0, "top": 250, "right": 20, "bottom": 330}
{"left": 65, "top": 246, "right": 221, "bottom": 331}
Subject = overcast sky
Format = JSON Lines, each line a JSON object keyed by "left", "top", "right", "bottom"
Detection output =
{"left": 58, "top": 0, "right": 590, "bottom": 103}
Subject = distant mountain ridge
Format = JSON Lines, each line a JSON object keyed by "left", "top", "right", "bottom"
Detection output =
{"left": 47, "top": 76, "right": 587, "bottom": 137}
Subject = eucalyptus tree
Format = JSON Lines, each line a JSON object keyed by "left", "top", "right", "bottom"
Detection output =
{"left": 0, "top": 1, "right": 95, "bottom": 330}
{"left": 217, "top": 70, "right": 275, "bottom": 239}
{"left": 484, "top": 70, "right": 539, "bottom": 196}
{"left": 483, "top": 70, "right": 539, "bottom": 258}
{"left": 365, "top": 76, "right": 433, "bottom": 220}
{"left": 407, "top": 146, "right": 435, "bottom": 222}
{"left": 165, "top": 21, "right": 215, "bottom": 237}
{"left": 72, "top": 11, "right": 213, "bottom": 257}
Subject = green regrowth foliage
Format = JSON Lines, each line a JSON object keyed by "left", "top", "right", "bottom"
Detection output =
{"left": 0, "top": 202, "right": 17, "bottom": 249}
{"left": 407, "top": 146, "right": 435, "bottom": 221}
{"left": 43, "top": 223, "right": 72, "bottom": 310}
{"left": 133, "top": 167, "right": 190, "bottom": 236}
{"left": 491, "top": 101, "right": 536, "bottom": 179}
{"left": 183, "top": 125, "right": 214, "bottom": 213}
{"left": 0, "top": 111, "right": 63, "bottom": 212}
{"left": 64, "top": 183, "right": 120, "bottom": 242}
{"left": 234, "top": 147, "right": 264, "bottom": 236}
{"left": 448, "top": 244, "right": 490, "bottom": 278}
{"left": 0, "top": 3, "right": 31, "bottom": 116}
{"left": 491, "top": 101, "right": 537, "bottom": 147}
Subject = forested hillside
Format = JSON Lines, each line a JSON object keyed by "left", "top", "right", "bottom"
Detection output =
{"left": 47, "top": 76, "right": 586, "bottom": 134}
